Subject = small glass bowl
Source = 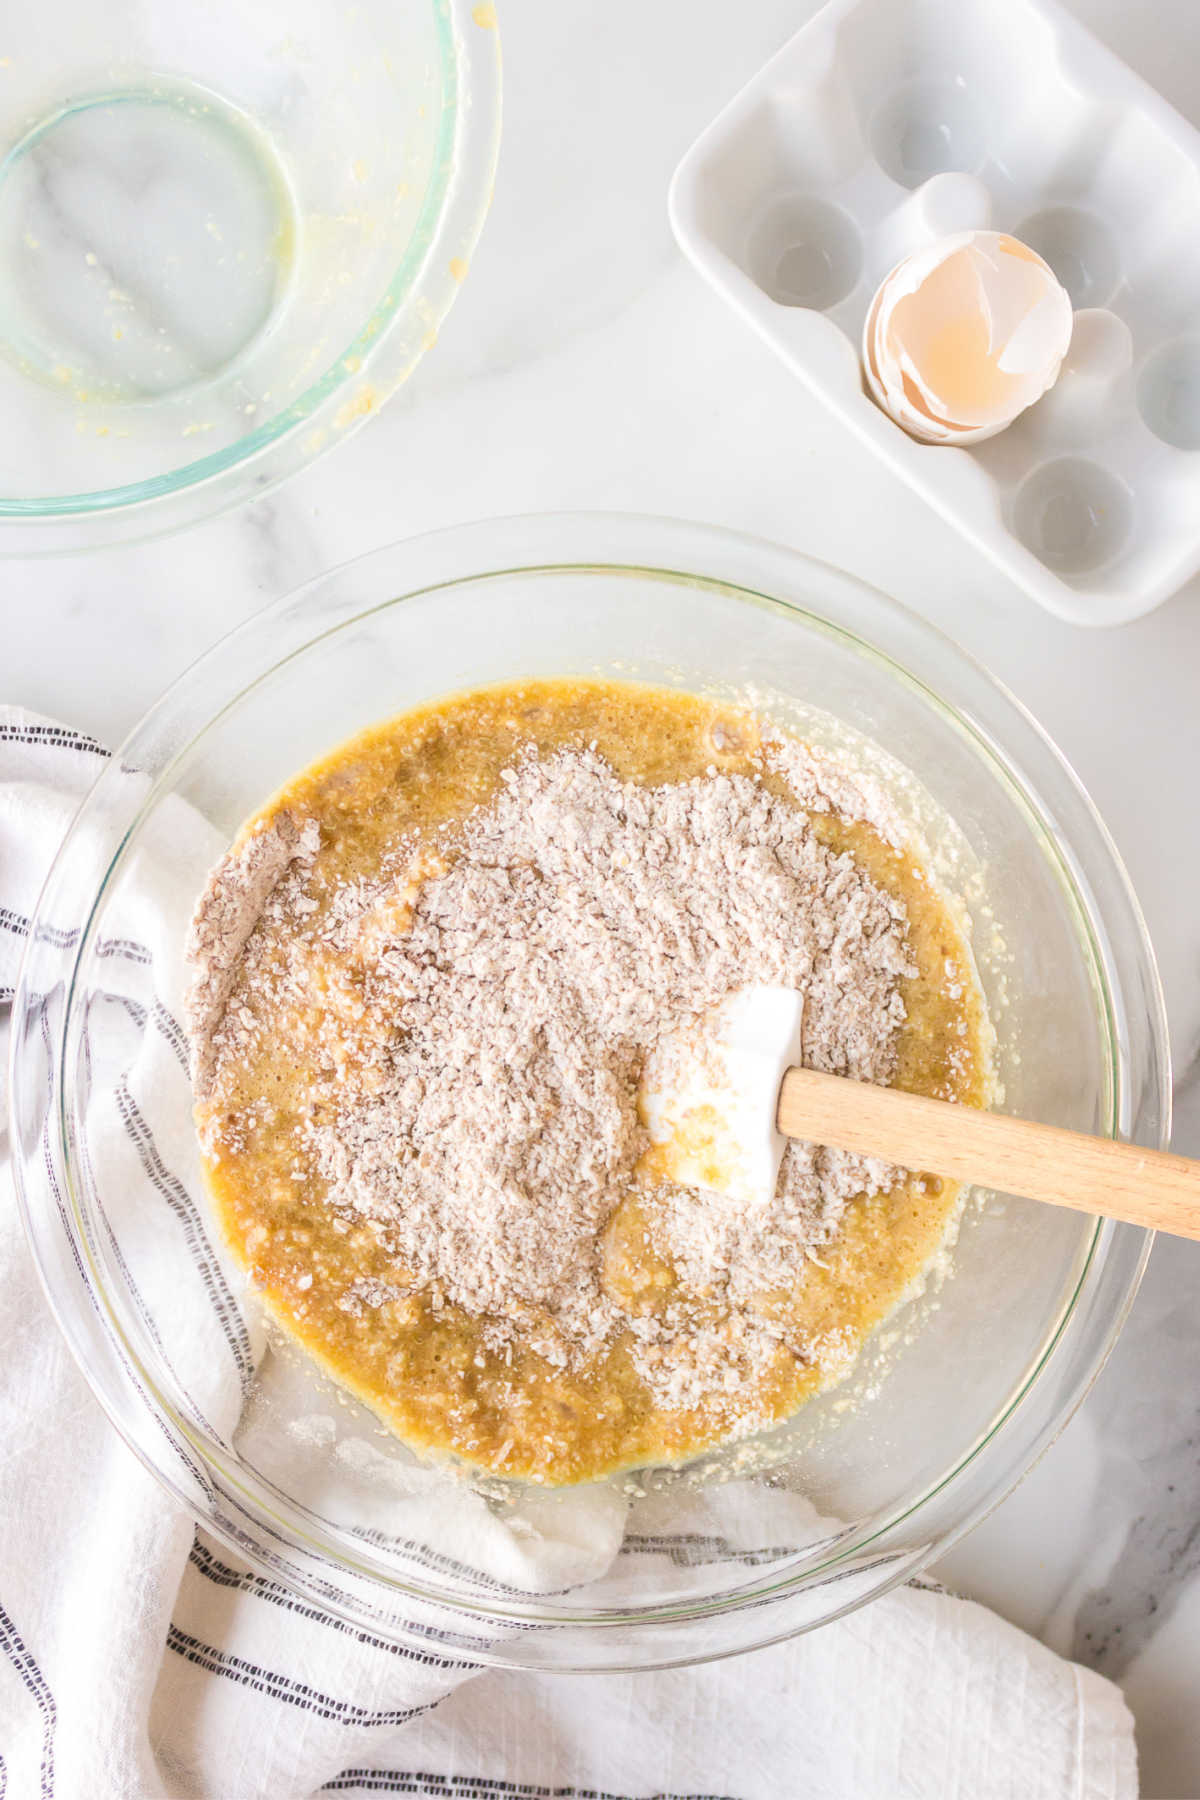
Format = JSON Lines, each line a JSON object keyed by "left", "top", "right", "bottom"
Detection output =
{"left": 10, "top": 514, "right": 1168, "bottom": 1669}
{"left": 0, "top": 0, "right": 500, "bottom": 549}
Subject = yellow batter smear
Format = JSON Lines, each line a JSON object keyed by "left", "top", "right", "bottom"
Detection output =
{"left": 194, "top": 679, "right": 990, "bottom": 1485}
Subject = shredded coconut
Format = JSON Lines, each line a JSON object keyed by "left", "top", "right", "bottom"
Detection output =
{"left": 187, "top": 744, "right": 915, "bottom": 1422}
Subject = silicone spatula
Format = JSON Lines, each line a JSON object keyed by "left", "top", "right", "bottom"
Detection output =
{"left": 644, "top": 985, "right": 1196, "bottom": 1239}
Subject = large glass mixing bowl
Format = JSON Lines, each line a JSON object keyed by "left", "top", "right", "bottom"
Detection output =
{"left": 0, "top": 0, "right": 500, "bottom": 549}
{"left": 10, "top": 515, "right": 1168, "bottom": 1669}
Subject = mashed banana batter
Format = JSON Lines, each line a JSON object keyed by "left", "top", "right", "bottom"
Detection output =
{"left": 187, "top": 680, "right": 989, "bottom": 1485}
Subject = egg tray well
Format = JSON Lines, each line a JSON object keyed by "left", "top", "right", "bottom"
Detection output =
{"left": 669, "top": 0, "right": 1200, "bottom": 626}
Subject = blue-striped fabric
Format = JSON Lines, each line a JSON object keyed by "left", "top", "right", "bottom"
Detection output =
{"left": 0, "top": 707, "right": 1137, "bottom": 1800}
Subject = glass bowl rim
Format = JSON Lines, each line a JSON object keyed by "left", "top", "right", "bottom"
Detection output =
{"left": 0, "top": 0, "right": 502, "bottom": 549}
{"left": 9, "top": 511, "right": 1167, "bottom": 1659}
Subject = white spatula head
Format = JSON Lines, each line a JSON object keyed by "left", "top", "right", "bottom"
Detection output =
{"left": 639, "top": 985, "right": 805, "bottom": 1206}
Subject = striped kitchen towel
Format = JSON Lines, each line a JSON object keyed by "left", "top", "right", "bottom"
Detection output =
{"left": 0, "top": 707, "right": 1137, "bottom": 1800}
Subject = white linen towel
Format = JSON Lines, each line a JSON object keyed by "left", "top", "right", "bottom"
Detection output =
{"left": 0, "top": 706, "right": 1138, "bottom": 1800}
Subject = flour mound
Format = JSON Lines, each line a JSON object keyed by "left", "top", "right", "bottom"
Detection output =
{"left": 328, "top": 750, "right": 908, "bottom": 1379}
{"left": 189, "top": 744, "right": 916, "bottom": 1421}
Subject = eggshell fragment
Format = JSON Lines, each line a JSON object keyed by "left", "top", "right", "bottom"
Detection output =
{"left": 863, "top": 231, "right": 1074, "bottom": 445}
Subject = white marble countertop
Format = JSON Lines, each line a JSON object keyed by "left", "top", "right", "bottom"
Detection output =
{"left": 8, "top": 0, "right": 1200, "bottom": 1790}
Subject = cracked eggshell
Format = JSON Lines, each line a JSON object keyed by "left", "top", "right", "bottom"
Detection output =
{"left": 863, "top": 231, "right": 1074, "bottom": 446}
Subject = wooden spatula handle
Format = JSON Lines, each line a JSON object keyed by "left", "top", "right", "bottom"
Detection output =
{"left": 777, "top": 1065, "right": 1194, "bottom": 1239}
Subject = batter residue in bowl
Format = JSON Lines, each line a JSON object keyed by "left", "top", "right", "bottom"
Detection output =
{"left": 186, "top": 679, "right": 989, "bottom": 1484}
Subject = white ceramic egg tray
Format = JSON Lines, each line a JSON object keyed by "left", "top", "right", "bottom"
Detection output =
{"left": 670, "top": 0, "right": 1200, "bottom": 626}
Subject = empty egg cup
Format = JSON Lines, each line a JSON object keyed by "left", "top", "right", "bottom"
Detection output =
{"left": 670, "top": 0, "right": 1200, "bottom": 625}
